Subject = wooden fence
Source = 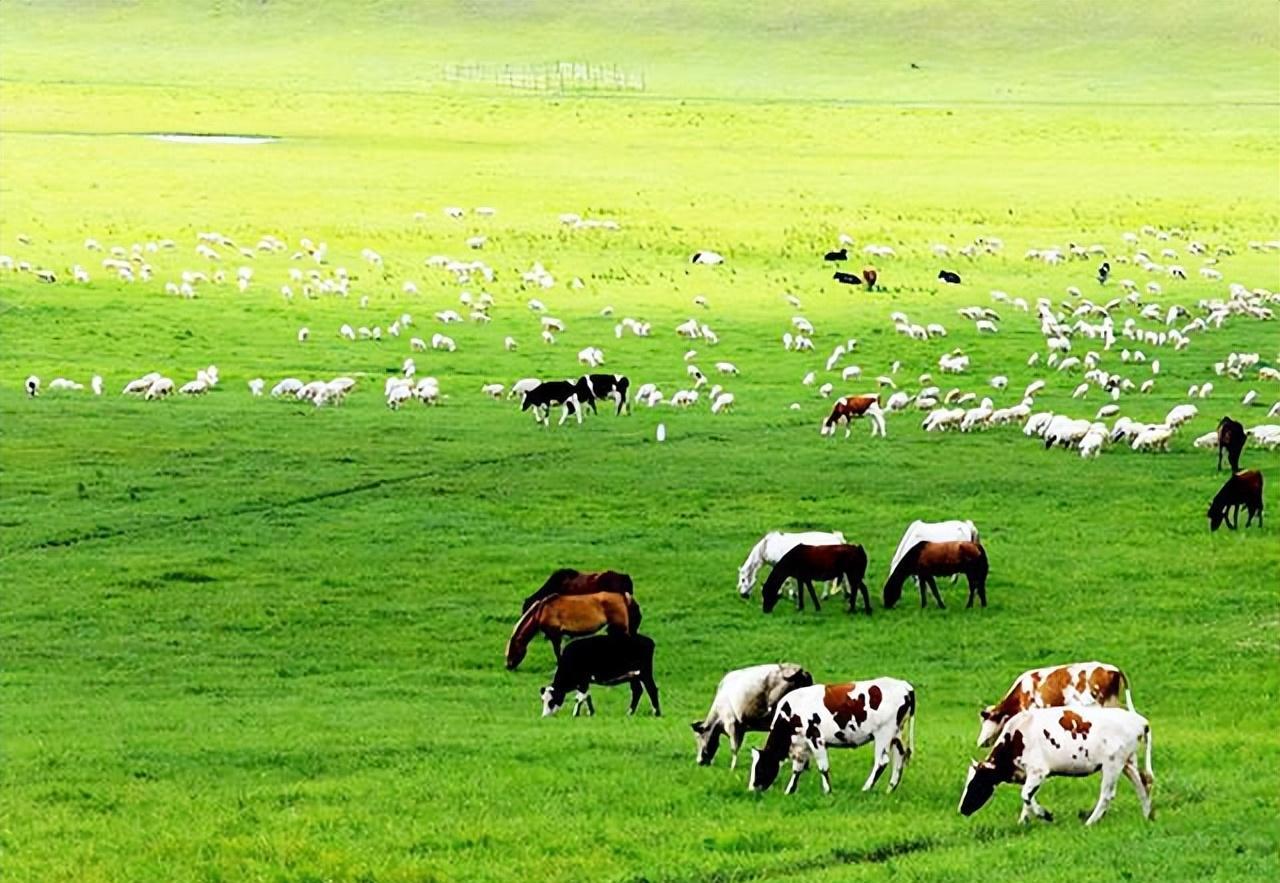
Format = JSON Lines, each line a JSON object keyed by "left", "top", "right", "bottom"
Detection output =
{"left": 442, "top": 62, "right": 645, "bottom": 93}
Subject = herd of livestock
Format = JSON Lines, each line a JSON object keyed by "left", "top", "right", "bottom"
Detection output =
{"left": 505, "top": 521, "right": 1158, "bottom": 826}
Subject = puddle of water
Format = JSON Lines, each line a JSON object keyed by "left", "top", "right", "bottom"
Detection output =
{"left": 147, "top": 134, "right": 279, "bottom": 145}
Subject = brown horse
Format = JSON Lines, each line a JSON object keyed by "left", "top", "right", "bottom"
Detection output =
{"left": 1217, "top": 416, "right": 1246, "bottom": 473}
{"left": 1208, "top": 469, "right": 1264, "bottom": 530}
{"left": 761, "top": 544, "right": 871, "bottom": 615}
{"left": 521, "top": 568, "right": 634, "bottom": 613}
{"left": 883, "top": 540, "right": 989, "bottom": 609}
{"left": 505, "top": 592, "right": 641, "bottom": 670}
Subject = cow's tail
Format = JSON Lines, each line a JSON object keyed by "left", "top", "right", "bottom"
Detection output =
{"left": 907, "top": 702, "right": 916, "bottom": 760}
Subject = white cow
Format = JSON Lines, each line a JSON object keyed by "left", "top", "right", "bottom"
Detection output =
{"left": 738, "top": 530, "right": 847, "bottom": 598}
{"left": 959, "top": 707, "right": 1154, "bottom": 826}
{"left": 748, "top": 679, "right": 916, "bottom": 794}
{"left": 887, "top": 520, "right": 980, "bottom": 577}
{"left": 691, "top": 663, "right": 814, "bottom": 769}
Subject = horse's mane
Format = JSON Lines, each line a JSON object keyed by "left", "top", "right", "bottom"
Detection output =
{"left": 739, "top": 533, "right": 773, "bottom": 579}
{"left": 883, "top": 541, "right": 928, "bottom": 609}
{"left": 509, "top": 599, "right": 546, "bottom": 647}
{"left": 523, "top": 568, "right": 580, "bottom": 612}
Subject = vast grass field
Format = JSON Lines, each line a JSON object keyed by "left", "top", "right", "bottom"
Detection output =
{"left": 2, "top": 2, "right": 1278, "bottom": 881}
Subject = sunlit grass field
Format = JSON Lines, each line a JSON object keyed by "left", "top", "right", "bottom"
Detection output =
{"left": 1, "top": 2, "right": 1278, "bottom": 881}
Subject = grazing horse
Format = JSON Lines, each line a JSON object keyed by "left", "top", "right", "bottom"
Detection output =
{"left": 761, "top": 544, "right": 871, "bottom": 614}
{"left": 505, "top": 592, "right": 641, "bottom": 670}
{"left": 737, "top": 530, "right": 847, "bottom": 599}
{"left": 1208, "top": 469, "right": 1264, "bottom": 531}
{"left": 887, "top": 519, "right": 980, "bottom": 578}
{"left": 1217, "top": 416, "right": 1246, "bottom": 472}
{"left": 820, "top": 394, "right": 885, "bottom": 438}
{"left": 883, "top": 541, "right": 989, "bottom": 609}
{"left": 522, "top": 569, "right": 634, "bottom": 613}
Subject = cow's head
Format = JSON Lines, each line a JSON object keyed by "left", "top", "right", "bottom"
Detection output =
{"left": 690, "top": 720, "right": 724, "bottom": 765}
{"left": 540, "top": 686, "right": 565, "bottom": 717}
{"left": 520, "top": 392, "right": 534, "bottom": 412}
{"left": 958, "top": 761, "right": 1000, "bottom": 816}
{"left": 748, "top": 747, "right": 782, "bottom": 791}
{"left": 976, "top": 708, "right": 1004, "bottom": 747}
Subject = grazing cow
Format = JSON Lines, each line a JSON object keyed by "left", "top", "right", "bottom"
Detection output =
{"left": 938, "top": 270, "right": 962, "bottom": 284}
{"left": 833, "top": 271, "right": 863, "bottom": 286}
{"left": 522, "top": 569, "right": 634, "bottom": 612}
{"left": 862, "top": 267, "right": 878, "bottom": 290}
{"left": 977, "top": 662, "right": 1134, "bottom": 746}
{"left": 1208, "top": 469, "right": 1264, "bottom": 530}
{"left": 883, "top": 540, "right": 988, "bottom": 609}
{"left": 820, "top": 394, "right": 885, "bottom": 438}
{"left": 540, "top": 633, "right": 660, "bottom": 717}
{"left": 574, "top": 373, "right": 631, "bottom": 416}
{"left": 1097, "top": 261, "right": 1111, "bottom": 284}
{"left": 521, "top": 380, "right": 581, "bottom": 426}
{"left": 1217, "top": 416, "right": 1246, "bottom": 472}
{"left": 748, "top": 679, "right": 916, "bottom": 794}
{"left": 824, "top": 248, "right": 848, "bottom": 262}
{"left": 692, "top": 663, "right": 814, "bottom": 768}
{"left": 959, "top": 707, "right": 1154, "bottom": 826}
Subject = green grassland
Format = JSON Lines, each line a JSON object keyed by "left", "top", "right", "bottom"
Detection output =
{"left": 1, "top": 2, "right": 1278, "bottom": 881}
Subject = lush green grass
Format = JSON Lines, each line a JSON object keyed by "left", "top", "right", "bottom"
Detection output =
{"left": 1, "top": 3, "right": 1278, "bottom": 881}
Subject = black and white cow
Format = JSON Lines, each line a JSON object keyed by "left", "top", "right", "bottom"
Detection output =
{"left": 574, "top": 373, "right": 631, "bottom": 416}
{"left": 748, "top": 679, "right": 916, "bottom": 794}
{"left": 540, "top": 633, "right": 660, "bottom": 717}
{"left": 692, "top": 663, "right": 813, "bottom": 768}
{"left": 959, "top": 706, "right": 1154, "bottom": 826}
{"left": 521, "top": 380, "right": 581, "bottom": 426}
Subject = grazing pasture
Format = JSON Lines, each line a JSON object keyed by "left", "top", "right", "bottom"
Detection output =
{"left": 1, "top": 2, "right": 1278, "bottom": 881}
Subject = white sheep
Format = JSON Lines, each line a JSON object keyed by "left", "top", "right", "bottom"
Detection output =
{"left": 715, "top": 362, "right": 739, "bottom": 375}
{"left": 145, "top": 377, "right": 175, "bottom": 400}
{"left": 482, "top": 384, "right": 504, "bottom": 399}
{"left": 710, "top": 392, "right": 734, "bottom": 414}
{"left": 504, "top": 336, "right": 518, "bottom": 352}
{"left": 431, "top": 333, "right": 456, "bottom": 352}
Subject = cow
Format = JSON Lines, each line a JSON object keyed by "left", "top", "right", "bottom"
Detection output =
{"left": 820, "top": 394, "right": 885, "bottom": 438}
{"left": 938, "top": 270, "right": 962, "bottom": 284}
{"left": 1217, "top": 416, "right": 1246, "bottom": 472}
{"left": 959, "top": 707, "right": 1154, "bottom": 826}
{"left": 574, "top": 373, "right": 631, "bottom": 416}
{"left": 521, "top": 380, "right": 581, "bottom": 426}
{"left": 824, "top": 248, "right": 848, "bottom": 262}
{"left": 977, "top": 661, "right": 1134, "bottom": 746}
{"left": 691, "top": 663, "right": 814, "bottom": 768}
{"left": 748, "top": 679, "right": 916, "bottom": 795}
{"left": 1097, "top": 261, "right": 1111, "bottom": 284}
{"left": 833, "top": 271, "right": 863, "bottom": 286}
{"left": 539, "top": 633, "right": 660, "bottom": 717}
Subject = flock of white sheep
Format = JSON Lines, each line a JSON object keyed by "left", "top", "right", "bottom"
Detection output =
{"left": 9, "top": 217, "right": 1280, "bottom": 456}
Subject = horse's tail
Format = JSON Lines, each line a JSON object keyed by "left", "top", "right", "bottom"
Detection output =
{"left": 626, "top": 593, "right": 643, "bottom": 634}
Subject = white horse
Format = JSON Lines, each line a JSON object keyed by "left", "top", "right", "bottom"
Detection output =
{"left": 737, "top": 530, "right": 848, "bottom": 598}
{"left": 887, "top": 519, "right": 980, "bottom": 577}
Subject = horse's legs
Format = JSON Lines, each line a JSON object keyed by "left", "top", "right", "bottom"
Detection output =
{"left": 627, "top": 679, "right": 643, "bottom": 715}
{"left": 796, "top": 579, "right": 804, "bottom": 612}
{"left": 966, "top": 574, "right": 977, "bottom": 608}
{"left": 861, "top": 581, "right": 872, "bottom": 615}
{"left": 808, "top": 580, "right": 822, "bottom": 612}
{"left": 976, "top": 573, "right": 988, "bottom": 607}
{"left": 928, "top": 576, "right": 946, "bottom": 609}
{"left": 550, "top": 632, "right": 563, "bottom": 660}
{"left": 918, "top": 576, "right": 928, "bottom": 609}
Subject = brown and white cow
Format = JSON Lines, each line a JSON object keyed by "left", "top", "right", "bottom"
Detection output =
{"left": 820, "top": 394, "right": 885, "bottom": 438}
{"left": 977, "top": 661, "right": 1133, "bottom": 746}
{"left": 748, "top": 678, "right": 915, "bottom": 794}
{"left": 959, "top": 706, "right": 1154, "bottom": 826}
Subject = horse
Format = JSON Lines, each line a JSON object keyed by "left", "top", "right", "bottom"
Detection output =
{"left": 820, "top": 394, "right": 885, "bottom": 438}
{"left": 522, "top": 569, "right": 634, "bottom": 613}
{"left": 505, "top": 592, "right": 641, "bottom": 670}
{"left": 1208, "top": 469, "right": 1264, "bottom": 531}
{"left": 1217, "top": 416, "right": 1246, "bottom": 473}
{"left": 883, "top": 541, "right": 989, "bottom": 609}
{"left": 887, "top": 519, "right": 980, "bottom": 578}
{"left": 761, "top": 544, "right": 871, "bottom": 615}
{"left": 737, "top": 530, "right": 847, "bottom": 599}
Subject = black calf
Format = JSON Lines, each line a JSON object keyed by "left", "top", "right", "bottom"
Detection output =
{"left": 540, "top": 634, "right": 660, "bottom": 717}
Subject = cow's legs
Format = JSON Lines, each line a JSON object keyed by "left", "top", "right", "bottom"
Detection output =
{"left": 1019, "top": 769, "right": 1051, "bottom": 824}
{"left": 728, "top": 723, "right": 744, "bottom": 770}
{"left": 1085, "top": 764, "right": 1122, "bottom": 825}
{"left": 572, "top": 690, "right": 593, "bottom": 716}
{"left": 627, "top": 679, "right": 643, "bottom": 715}
{"left": 811, "top": 741, "right": 833, "bottom": 794}
{"left": 643, "top": 675, "right": 661, "bottom": 716}
{"left": 862, "top": 734, "right": 892, "bottom": 791}
{"left": 557, "top": 403, "right": 570, "bottom": 426}
{"left": 783, "top": 756, "right": 807, "bottom": 795}
{"left": 1123, "top": 760, "right": 1153, "bottom": 820}
{"left": 572, "top": 397, "right": 583, "bottom": 424}
{"left": 887, "top": 735, "right": 908, "bottom": 791}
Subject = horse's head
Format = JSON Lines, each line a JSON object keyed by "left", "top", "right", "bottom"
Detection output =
{"left": 737, "top": 566, "right": 755, "bottom": 598}
{"left": 1208, "top": 505, "right": 1225, "bottom": 531}
{"left": 505, "top": 637, "right": 528, "bottom": 670}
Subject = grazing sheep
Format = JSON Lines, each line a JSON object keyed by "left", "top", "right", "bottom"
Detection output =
{"left": 715, "top": 362, "right": 739, "bottom": 375}
{"left": 145, "top": 377, "right": 175, "bottom": 400}
{"left": 504, "top": 336, "right": 518, "bottom": 352}
{"left": 710, "top": 392, "right": 735, "bottom": 414}
{"left": 691, "top": 251, "right": 724, "bottom": 265}
{"left": 432, "top": 333, "right": 457, "bottom": 352}
{"left": 24, "top": 375, "right": 40, "bottom": 397}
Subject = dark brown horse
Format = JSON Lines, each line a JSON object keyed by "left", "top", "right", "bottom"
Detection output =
{"left": 884, "top": 541, "right": 989, "bottom": 609}
{"left": 1208, "top": 469, "right": 1264, "bottom": 531}
{"left": 761, "top": 544, "right": 870, "bottom": 614}
{"left": 505, "top": 592, "right": 641, "bottom": 670}
{"left": 522, "top": 568, "right": 634, "bottom": 612}
{"left": 1217, "top": 416, "right": 1246, "bottom": 473}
